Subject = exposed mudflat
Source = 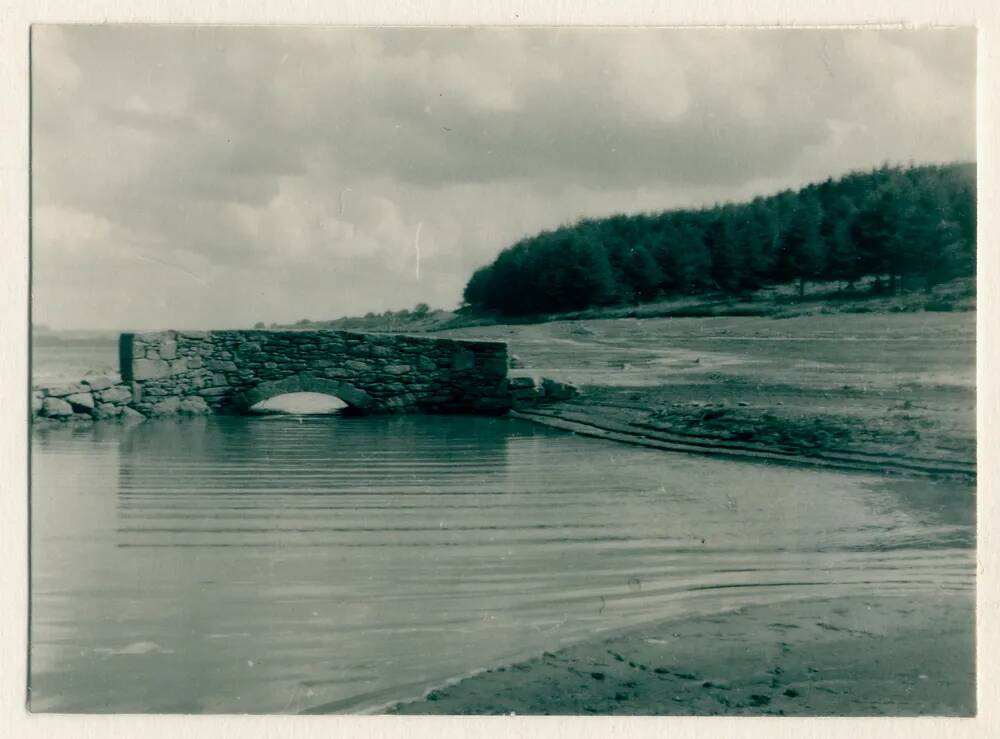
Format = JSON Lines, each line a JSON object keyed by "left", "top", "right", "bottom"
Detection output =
{"left": 440, "top": 312, "right": 976, "bottom": 479}
{"left": 392, "top": 591, "right": 975, "bottom": 716}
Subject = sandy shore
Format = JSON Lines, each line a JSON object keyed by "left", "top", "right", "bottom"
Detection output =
{"left": 390, "top": 591, "right": 974, "bottom": 716}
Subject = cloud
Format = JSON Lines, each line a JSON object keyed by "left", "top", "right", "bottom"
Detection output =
{"left": 30, "top": 26, "right": 975, "bottom": 329}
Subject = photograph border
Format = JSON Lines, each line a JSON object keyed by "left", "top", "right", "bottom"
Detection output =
{"left": 2, "top": 1, "right": 997, "bottom": 737}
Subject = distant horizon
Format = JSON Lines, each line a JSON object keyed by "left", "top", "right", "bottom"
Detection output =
{"left": 33, "top": 157, "right": 976, "bottom": 332}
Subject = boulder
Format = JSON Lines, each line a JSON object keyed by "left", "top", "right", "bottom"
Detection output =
{"left": 42, "top": 383, "right": 87, "bottom": 398}
{"left": 151, "top": 397, "right": 181, "bottom": 415}
{"left": 95, "top": 403, "right": 123, "bottom": 419}
{"left": 119, "top": 407, "right": 146, "bottom": 423}
{"left": 83, "top": 375, "right": 113, "bottom": 392}
{"left": 178, "top": 396, "right": 210, "bottom": 415}
{"left": 41, "top": 397, "right": 73, "bottom": 417}
{"left": 541, "top": 378, "right": 579, "bottom": 401}
{"left": 98, "top": 386, "right": 132, "bottom": 404}
{"left": 65, "top": 392, "right": 95, "bottom": 411}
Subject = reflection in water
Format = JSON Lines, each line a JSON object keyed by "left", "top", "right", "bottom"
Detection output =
{"left": 30, "top": 415, "right": 975, "bottom": 713}
{"left": 249, "top": 392, "right": 349, "bottom": 415}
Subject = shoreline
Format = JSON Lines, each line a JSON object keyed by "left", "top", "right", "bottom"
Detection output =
{"left": 387, "top": 591, "right": 975, "bottom": 716}
{"left": 436, "top": 311, "right": 975, "bottom": 483}
{"left": 508, "top": 407, "right": 976, "bottom": 481}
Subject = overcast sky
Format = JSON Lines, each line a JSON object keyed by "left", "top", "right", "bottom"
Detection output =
{"left": 32, "top": 26, "right": 975, "bottom": 330}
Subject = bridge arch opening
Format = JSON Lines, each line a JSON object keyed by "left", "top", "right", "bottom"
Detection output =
{"left": 250, "top": 392, "right": 351, "bottom": 416}
{"left": 238, "top": 372, "right": 377, "bottom": 416}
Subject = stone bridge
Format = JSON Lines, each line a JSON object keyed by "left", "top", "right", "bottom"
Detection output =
{"left": 119, "top": 329, "right": 513, "bottom": 416}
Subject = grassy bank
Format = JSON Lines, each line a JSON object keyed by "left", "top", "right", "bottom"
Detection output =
{"left": 266, "top": 277, "right": 975, "bottom": 334}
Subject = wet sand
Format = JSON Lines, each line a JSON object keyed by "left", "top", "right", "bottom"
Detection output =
{"left": 391, "top": 591, "right": 974, "bottom": 716}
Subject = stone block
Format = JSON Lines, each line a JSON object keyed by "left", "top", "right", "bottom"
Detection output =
{"left": 136, "top": 332, "right": 166, "bottom": 343}
{"left": 541, "top": 378, "right": 579, "bottom": 401}
{"left": 178, "top": 396, "right": 210, "bottom": 415}
{"left": 151, "top": 397, "right": 181, "bottom": 415}
{"left": 65, "top": 392, "right": 95, "bottom": 411}
{"left": 42, "top": 397, "right": 73, "bottom": 417}
{"left": 508, "top": 376, "right": 537, "bottom": 389}
{"left": 208, "top": 360, "right": 238, "bottom": 372}
{"left": 170, "top": 358, "right": 188, "bottom": 375}
{"left": 383, "top": 364, "right": 411, "bottom": 375}
{"left": 83, "top": 375, "right": 113, "bottom": 392}
{"left": 345, "top": 360, "right": 372, "bottom": 372}
{"left": 146, "top": 349, "right": 161, "bottom": 360}
{"left": 42, "top": 383, "right": 88, "bottom": 398}
{"left": 159, "top": 339, "right": 177, "bottom": 360}
{"left": 95, "top": 403, "right": 122, "bottom": 419}
{"left": 482, "top": 357, "right": 510, "bottom": 376}
{"left": 416, "top": 356, "right": 437, "bottom": 372}
{"left": 97, "top": 386, "right": 132, "bottom": 405}
{"left": 187, "top": 356, "right": 203, "bottom": 369}
{"left": 133, "top": 358, "right": 171, "bottom": 380}
{"left": 120, "top": 407, "right": 146, "bottom": 423}
{"left": 451, "top": 350, "right": 476, "bottom": 371}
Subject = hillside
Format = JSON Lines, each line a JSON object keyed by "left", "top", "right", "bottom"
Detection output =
{"left": 463, "top": 162, "right": 975, "bottom": 317}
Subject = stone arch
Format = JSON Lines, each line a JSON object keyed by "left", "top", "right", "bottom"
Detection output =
{"left": 238, "top": 372, "right": 376, "bottom": 414}
{"left": 121, "top": 330, "right": 512, "bottom": 416}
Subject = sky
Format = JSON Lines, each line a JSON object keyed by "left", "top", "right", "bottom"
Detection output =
{"left": 31, "top": 26, "right": 975, "bottom": 330}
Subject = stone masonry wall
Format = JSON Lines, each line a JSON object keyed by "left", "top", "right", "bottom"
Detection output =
{"left": 32, "top": 375, "right": 142, "bottom": 423}
{"left": 120, "top": 329, "right": 513, "bottom": 416}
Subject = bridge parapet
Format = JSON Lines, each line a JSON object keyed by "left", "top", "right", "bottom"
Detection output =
{"left": 119, "top": 329, "right": 512, "bottom": 416}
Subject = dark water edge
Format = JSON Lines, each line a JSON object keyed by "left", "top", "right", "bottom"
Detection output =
{"left": 29, "top": 413, "right": 974, "bottom": 713}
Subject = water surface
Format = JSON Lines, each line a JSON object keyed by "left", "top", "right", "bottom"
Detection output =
{"left": 30, "top": 413, "right": 974, "bottom": 713}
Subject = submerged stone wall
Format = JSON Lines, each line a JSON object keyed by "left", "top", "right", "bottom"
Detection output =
{"left": 32, "top": 374, "right": 143, "bottom": 423}
{"left": 119, "top": 329, "right": 513, "bottom": 416}
{"left": 31, "top": 329, "right": 580, "bottom": 424}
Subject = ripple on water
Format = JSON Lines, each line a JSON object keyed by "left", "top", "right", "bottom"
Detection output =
{"left": 29, "top": 414, "right": 975, "bottom": 713}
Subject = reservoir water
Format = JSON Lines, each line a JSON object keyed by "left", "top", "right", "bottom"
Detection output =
{"left": 29, "top": 412, "right": 974, "bottom": 713}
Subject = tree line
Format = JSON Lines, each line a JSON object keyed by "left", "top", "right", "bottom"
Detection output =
{"left": 463, "top": 163, "right": 975, "bottom": 315}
